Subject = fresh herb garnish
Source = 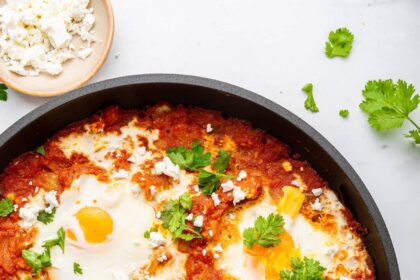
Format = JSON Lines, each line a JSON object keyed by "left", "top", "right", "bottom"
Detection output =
{"left": 167, "top": 140, "right": 211, "bottom": 171}
{"left": 0, "top": 83, "right": 7, "bottom": 101}
{"left": 198, "top": 150, "right": 232, "bottom": 195}
{"left": 159, "top": 193, "right": 201, "bottom": 241}
{"left": 212, "top": 150, "right": 231, "bottom": 173}
{"left": 73, "top": 262, "right": 83, "bottom": 275}
{"left": 302, "top": 83, "right": 319, "bottom": 113}
{"left": 22, "top": 227, "right": 65, "bottom": 275}
{"left": 37, "top": 208, "right": 56, "bottom": 224}
{"left": 325, "top": 27, "right": 354, "bottom": 58}
{"left": 35, "top": 146, "right": 46, "bottom": 155}
{"left": 359, "top": 79, "right": 420, "bottom": 144}
{"left": 339, "top": 109, "right": 349, "bottom": 118}
{"left": 144, "top": 227, "right": 158, "bottom": 239}
{"left": 0, "top": 198, "right": 14, "bottom": 217}
{"left": 280, "top": 257, "right": 326, "bottom": 280}
{"left": 242, "top": 213, "right": 284, "bottom": 248}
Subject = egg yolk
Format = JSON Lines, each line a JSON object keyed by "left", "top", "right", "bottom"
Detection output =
{"left": 74, "top": 206, "right": 113, "bottom": 243}
{"left": 278, "top": 186, "right": 305, "bottom": 218}
{"left": 245, "top": 232, "right": 300, "bottom": 280}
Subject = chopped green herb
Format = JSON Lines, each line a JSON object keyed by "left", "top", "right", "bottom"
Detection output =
{"left": 242, "top": 213, "right": 285, "bottom": 248}
{"left": 159, "top": 193, "right": 201, "bottom": 241}
{"left": 36, "top": 146, "right": 46, "bottom": 155}
{"left": 339, "top": 109, "right": 349, "bottom": 118}
{"left": 37, "top": 208, "right": 56, "bottom": 224}
{"left": 0, "top": 83, "right": 7, "bottom": 101}
{"left": 198, "top": 170, "right": 221, "bottom": 195}
{"left": 280, "top": 257, "right": 326, "bottom": 280}
{"left": 212, "top": 150, "right": 231, "bottom": 173}
{"left": 0, "top": 198, "right": 14, "bottom": 217}
{"left": 144, "top": 227, "right": 158, "bottom": 239}
{"left": 359, "top": 79, "right": 420, "bottom": 144}
{"left": 325, "top": 27, "right": 354, "bottom": 58}
{"left": 73, "top": 262, "right": 83, "bottom": 275}
{"left": 302, "top": 83, "right": 319, "bottom": 113}
{"left": 167, "top": 140, "right": 211, "bottom": 171}
{"left": 22, "top": 227, "right": 65, "bottom": 275}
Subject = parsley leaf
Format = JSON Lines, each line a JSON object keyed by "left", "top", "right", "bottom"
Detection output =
{"left": 213, "top": 150, "right": 231, "bottom": 173}
{"left": 302, "top": 83, "right": 319, "bottom": 113}
{"left": 242, "top": 213, "right": 285, "bottom": 248}
{"left": 37, "top": 208, "right": 56, "bottom": 224}
{"left": 339, "top": 109, "right": 349, "bottom": 118}
{"left": 0, "top": 198, "right": 14, "bottom": 217}
{"left": 159, "top": 193, "right": 201, "bottom": 241}
{"left": 325, "top": 27, "right": 354, "bottom": 58}
{"left": 0, "top": 83, "right": 7, "bottom": 101}
{"left": 198, "top": 170, "right": 221, "bottom": 195}
{"left": 406, "top": 130, "right": 420, "bottom": 144}
{"left": 167, "top": 140, "right": 211, "bottom": 171}
{"left": 36, "top": 145, "right": 46, "bottom": 155}
{"left": 22, "top": 227, "right": 65, "bottom": 275}
{"left": 359, "top": 79, "right": 420, "bottom": 144}
{"left": 73, "top": 262, "right": 83, "bottom": 275}
{"left": 280, "top": 257, "right": 326, "bottom": 280}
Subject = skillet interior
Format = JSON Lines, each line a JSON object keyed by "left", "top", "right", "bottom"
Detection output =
{"left": 0, "top": 74, "right": 399, "bottom": 280}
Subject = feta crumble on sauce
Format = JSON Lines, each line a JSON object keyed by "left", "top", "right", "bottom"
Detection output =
{"left": 0, "top": 0, "right": 96, "bottom": 76}
{"left": 0, "top": 104, "right": 374, "bottom": 279}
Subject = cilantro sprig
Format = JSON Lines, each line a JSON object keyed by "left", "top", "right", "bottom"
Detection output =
{"left": 35, "top": 146, "right": 46, "bottom": 156}
{"left": 0, "top": 198, "right": 14, "bottom": 217}
{"left": 242, "top": 213, "right": 285, "bottom": 248}
{"left": 143, "top": 227, "right": 157, "bottom": 239}
{"left": 167, "top": 140, "right": 211, "bottom": 171}
{"left": 159, "top": 193, "right": 201, "bottom": 241}
{"left": 325, "top": 27, "right": 354, "bottom": 58}
{"left": 339, "top": 109, "right": 349, "bottom": 118}
{"left": 359, "top": 79, "right": 420, "bottom": 144}
{"left": 280, "top": 257, "right": 326, "bottom": 280}
{"left": 73, "top": 262, "right": 83, "bottom": 275}
{"left": 302, "top": 83, "right": 319, "bottom": 113}
{"left": 22, "top": 227, "right": 65, "bottom": 275}
{"left": 0, "top": 83, "right": 7, "bottom": 101}
{"left": 167, "top": 141, "right": 232, "bottom": 195}
{"left": 37, "top": 208, "right": 56, "bottom": 224}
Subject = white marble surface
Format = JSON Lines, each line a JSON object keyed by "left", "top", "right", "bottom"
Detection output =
{"left": 0, "top": 0, "right": 419, "bottom": 278}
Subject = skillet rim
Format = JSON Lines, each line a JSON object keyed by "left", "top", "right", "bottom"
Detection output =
{"left": 0, "top": 73, "right": 400, "bottom": 279}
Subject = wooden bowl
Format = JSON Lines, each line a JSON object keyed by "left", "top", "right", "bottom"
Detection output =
{"left": 0, "top": 0, "right": 114, "bottom": 97}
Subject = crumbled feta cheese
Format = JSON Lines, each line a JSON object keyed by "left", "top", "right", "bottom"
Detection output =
{"left": 213, "top": 253, "right": 220, "bottom": 259}
{"left": 236, "top": 170, "right": 247, "bottom": 181}
{"left": 128, "top": 147, "right": 148, "bottom": 164}
{"left": 156, "top": 253, "right": 168, "bottom": 263}
{"left": 28, "top": 181, "right": 33, "bottom": 186}
{"left": 311, "top": 198, "right": 323, "bottom": 211}
{"left": 228, "top": 213, "right": 235, "bottom": 220}
{"left": 232, "top": 187, "right": 246, "bottom": 205}
{"left": 150, "top": 185, "right": 156, "bottom": 196}
{"left": 21, "top": 198, "right": 28, "bottom": 202}
{"left": 213, "top": 243, "right": 222, "bottom": 253}
{"left": 206, "top": 123, "right": 213, "bottom": 133}
{"left": 0, "top": 0, "right": 96, "bottom": 76}
{"left": 19, "top": 203, "right": 43, "bottom": 228}
{"left": 149, "top": 231, "right": 166, "bottom": 248}
{"left": 347, "top": 233, "right": 353, "bottom": 239}
{"left": 208, "top": 229, "right": 213, "bottom": 237}
{"left": 44, "top": 190, "right": 59, "bottom": 214}
{"left": 13, "top": 204, "right": 18, "bottom": 212}
{"left": 193, "top": 185, "right": 200, "bottom": 193}
{"left": 193, "top": 215, "right": 204, "bottom": 227}
{"left": 156, "top": 211, "right": 161, "bottom": 219}
{"left": 185, "top": 213, "right": 193, "bottom": 221}
{"left": 154, "top": 157, "right": 181, "bottom": 181}
{"left": 77, "top": 47, "right": 92, "bottom": 60}
{"left": 211, "top": 192, "right": 220, "bottom": 207}
{"left": 113, "top": 169, "right": 130, "bottom": 179}
{"left": 221, "top": 180, "right": 236, "bottom": 192}
{"left": 312, "top": 188, "right": 323, "bottom": 197}
{"left": 340, "top": 277, "right": 352, "bottom": 280}
{"left": 202, "top": 249, "right": 207, "bottom": 256}
{"left": 291, "top": 179, "right": 301, "bottom": 187}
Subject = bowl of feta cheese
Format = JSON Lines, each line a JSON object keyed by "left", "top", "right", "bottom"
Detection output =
{"left": 0, "top": 0, "right": 114, "bottom": 96}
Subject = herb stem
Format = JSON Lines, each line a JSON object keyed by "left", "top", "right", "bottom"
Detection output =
{"left": 406, "top": 116, "right": 420, "bottom": 130}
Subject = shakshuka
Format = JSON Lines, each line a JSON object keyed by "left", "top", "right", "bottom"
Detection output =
{"left": 0, "top": 103, "right": 374, "bottom": 279}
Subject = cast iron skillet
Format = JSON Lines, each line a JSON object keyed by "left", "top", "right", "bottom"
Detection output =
{"left": 0, "top": 74, "right": 399, "bottom": 279}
